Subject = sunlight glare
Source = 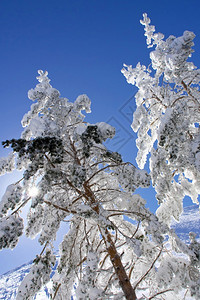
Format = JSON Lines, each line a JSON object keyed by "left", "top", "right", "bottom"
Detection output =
{"left": 28, "top": 186, "right": 39, "bottom": 197}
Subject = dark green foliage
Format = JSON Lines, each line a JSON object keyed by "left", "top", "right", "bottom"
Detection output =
{"left": 0, "top": 215, "right": 24, "bottom": 249}
{"left": 2, "top": 137, "right": 64, "bottom": 179}
{"left": 103, "top": 150, "right": 122, "bottom": 163}
{"left": 2, "top": 137, "right": 64, "bottom": 161}
{"left": 70, "top": 165, "right": 86, "bottom": 188}
{"left": 81, "top": 125, "right": 102, "bottom": 157}
{"left": 81, "top": 125, "right": 102, "bottom": 144}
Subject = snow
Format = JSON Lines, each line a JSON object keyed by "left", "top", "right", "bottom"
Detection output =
{"left": 0, "top": 205, "right": 198, "bottom": 299}
{"left": 0, "top": 261, "right": 32, "bottom": 300}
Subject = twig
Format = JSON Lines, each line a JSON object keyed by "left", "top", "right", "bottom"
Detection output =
{"left": 86, "top": 161, "right": 136, "bottom": 185}
{"left": 103, "top": 272, "right": 116, "bottom": 292}
{"left": 40, "top": 241, "right": 49, "bottom": 256}
{"left": 183, "top": 288, "right": 189, "bottom": 300}
{"left": 76, "top": 256, "right": 87, "bottom": 267}
{"left": 150, "top": 89, "right": 167, "bottom": 108}
{"left": 84, "top": 220, "right": 90, "bottom": 246}
{"left": 172, "top": 169, "right": 178, "bottom": 177}
{"left": 181, "top": 80, "right": 200, "bottom": 106}
{"left": 85, "top": 163, "right": 121, "bottom": 184}
{"left": 44, "top": 200, "right": 76, "bottom": 214}
{"left": 11, "top": 197, "right": 31, "bottom": 215}
{"left": 148, "top": 288, "right": 173, "bottom": 300}
{"left": 107, "top": 209, "right": 147, "bottom": 219}
{"left": 44, "top": 154, "right": 56, "bottom": 168}
{"left": 99, "top": 253, "right": 110, "bottom": 268}
{"left": 128, "top": 260, "right": 136, "bottom": 279}
{"left": 150, "top": 118, "right": 159, "bottom": 127}
{"left": 71, "top": 194, "right": 84, "bottom": 205}
{"left": 171, "top": 95, "right": 185, "bottom": 107}
{"left": 134, "top": 247, "right": 163, "bottom": 290}
{"left": 14, "top": 177, "right": 24, "bottom": 185}
{"left": 52, "top": 283, "right": 61, "bottom": 300}
{"left": 116, "top": 222, "right": 140, "bottom": 249}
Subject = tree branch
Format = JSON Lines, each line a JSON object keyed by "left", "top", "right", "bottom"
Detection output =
{"left": 148, "top": 288, "right": 173, "bottom": 300}
{"left": 134, "top": 247, "right": 163, "bottom": 290}
{"left": 44, "top": 200, "right": 76, "bottom": 214}
{"left": 52, "top": 283, "right": 61, "bottom": 300}
{"left": 11, "top": 197, "right": 31, "bottom": 216}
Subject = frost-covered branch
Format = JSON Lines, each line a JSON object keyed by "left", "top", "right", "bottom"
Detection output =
{"left": 122, "top": 13, "right": 200, "bottom": 225}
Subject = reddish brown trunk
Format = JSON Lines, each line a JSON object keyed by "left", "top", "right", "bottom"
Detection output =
{"left": 101, "top": 227, "right": 137, "bottom": 300}
{"left": 83, "top": 183, "right": 137, "bottom": 300}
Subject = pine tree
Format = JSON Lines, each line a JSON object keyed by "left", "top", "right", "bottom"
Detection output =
{"left": 122, "top": 13, "right": 200, "bottom": 225}
{"left": 0, "top": 16, "right": 199, "bottom": 298}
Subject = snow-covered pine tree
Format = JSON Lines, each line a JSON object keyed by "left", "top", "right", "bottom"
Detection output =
{"left": 0, "top": 70, "right": 199, "bottom": 299}
{"left": 121, "top": 13, "right": 200, "bottom": 298}
{"left": 122, "top": 13, "right": 200, "bottom": 225}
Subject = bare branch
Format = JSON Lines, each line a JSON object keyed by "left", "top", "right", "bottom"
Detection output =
{"left": 14, "top": 177, "right": 24, "bottom": 185}
{"left": 148, "top": 289, "right": 173, "bottom": 300}
{"left": 11, "top": 197, "right": 31, "bottom": 216}
{"left": 134, "top": 247, "right": 163, "bottom": 290}
{"left": 39, "top": 241, "right": 49, "bottom": 257}
{"left": 44, "top": 200, "right": 76, "bottom": 214}
{"left": 52, "top": 283, "right": 61, "bottom": 300}
{"left": 181, "top": 80, "right": 200, "bottom": 106}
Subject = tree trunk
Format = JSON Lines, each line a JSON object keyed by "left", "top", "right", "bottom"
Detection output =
{"left": 83, "top": 183, "right": 137, "bottom": 300}
{"left": 101, "top": 227, "right": 137, "bottom": 300}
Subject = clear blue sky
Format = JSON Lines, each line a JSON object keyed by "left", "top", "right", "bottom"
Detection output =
{"left": 0, "top": 0, "right": 200, "bottom": 275}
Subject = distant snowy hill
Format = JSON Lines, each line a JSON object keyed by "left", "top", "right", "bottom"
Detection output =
{"left": 0, "top": 261, "right": 32, "bottom": 299}
{"left": 0, "top": 205, "right": 199, "bottom": 299}
{"left": 171, "top": 204, "right": 200, "bottom": 243}
{"left": 0, "top": 258, "right": 55, "bottom": 300}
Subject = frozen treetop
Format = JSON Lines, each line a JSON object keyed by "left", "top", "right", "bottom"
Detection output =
{"left": 22, "top": 70, "right": 92, "bottom": 140}
{"left": 122, "top": 14, "right": 200, "bottom": 224}
{"left": 36, "top": 70, "right": 50, "bottom": 83}
{"left": 139, "top": 13, "right": 196, "bottom": 82}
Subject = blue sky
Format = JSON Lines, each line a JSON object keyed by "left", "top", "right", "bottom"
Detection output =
{"left": 0, "top": 0, "right": 200, "bottom": 275}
